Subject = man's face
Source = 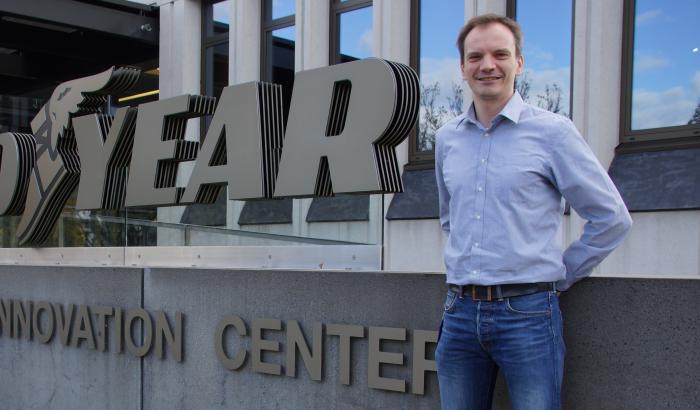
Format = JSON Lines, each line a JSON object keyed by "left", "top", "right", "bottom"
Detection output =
{"left": 461, "top": 22, "right": 523, "bottom": 104}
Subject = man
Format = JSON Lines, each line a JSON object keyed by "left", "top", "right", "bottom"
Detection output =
{"left": 434, "top": 14, "right": 632, "bottom": 410}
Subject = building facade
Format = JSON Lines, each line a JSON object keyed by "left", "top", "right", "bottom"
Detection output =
{"left": 0, "top": 0, "right": 698, "bottom": 408}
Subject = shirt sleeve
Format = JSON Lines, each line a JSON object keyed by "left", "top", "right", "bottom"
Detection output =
{"left": 435, "top": 133, "right": 450, "bottom": 235}
{"left": 549, "top": 119, "right": 633, "bottom": 291}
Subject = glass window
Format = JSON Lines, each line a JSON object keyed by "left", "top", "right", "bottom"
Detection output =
{"left": 266, "top": 26, "right": 295, "bottom": 120}
{"left": 630, "top": 0, "right": 699, "bottom": 131}
{"left": 204, "top": 42, "right": 229, "bottom": 100}
{"left": 415, "top": 1, "right": 465, "bottom": 154}
{"left": 515, "top": 0, "right": 572, "bottom": 118}
{"left": 337, "top": 6, "right": 373, "bottom": 62}
{"left": 271, "top": 0, "right": 295, "bottom": 20}
{"left": 204, "top": 0, "right": 231, "bottom": 38}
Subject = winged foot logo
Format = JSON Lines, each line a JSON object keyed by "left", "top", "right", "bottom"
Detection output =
{"left": 0, "top": 59, "right": 419, "bottom": 246}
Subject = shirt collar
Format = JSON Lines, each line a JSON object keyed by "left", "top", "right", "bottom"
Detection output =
{"left": 457, "top": 91, "right": 526, "bottom": 129}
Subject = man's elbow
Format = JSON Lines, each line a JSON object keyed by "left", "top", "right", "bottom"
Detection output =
{"left": 615, "top": 207, "right": 633, "bottom": 240}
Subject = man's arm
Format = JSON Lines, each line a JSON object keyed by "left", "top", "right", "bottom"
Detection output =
{"left": 550, "top": 119, "right": 632, "bottom": 291}
{"left": 435, "top": 136, "right": 450, "bottom": 235}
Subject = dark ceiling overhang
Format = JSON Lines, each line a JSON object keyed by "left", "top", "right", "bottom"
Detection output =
{"left": 0, "top": 0, "right": 158, "bottom": 44}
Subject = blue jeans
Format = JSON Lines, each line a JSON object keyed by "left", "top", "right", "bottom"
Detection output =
{"left": 435, "top": 290, "right": 565, "bottom": 410}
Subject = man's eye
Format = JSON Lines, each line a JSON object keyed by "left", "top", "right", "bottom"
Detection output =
{"left": 468, "top": 56, "right": 480, "bottom": 61}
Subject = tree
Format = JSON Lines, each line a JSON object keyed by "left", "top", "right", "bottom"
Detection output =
{"left": 537, "top": 83, "right": 563, "bottom": 114}
{"left": 688, "top": 101, "right": 700, "bottom": 125}
{"left": 515, "top": 72, "right": 531, "bottom": 101}
{"left": 447, "top": 81, "right": 463, "bottom": 118}
{"left": 419, "top": 82, "right": 444, "bottom": 151}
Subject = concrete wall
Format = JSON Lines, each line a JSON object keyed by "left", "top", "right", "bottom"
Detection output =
{"left": 1, "top": 265, "right": 698, "bottom": 409}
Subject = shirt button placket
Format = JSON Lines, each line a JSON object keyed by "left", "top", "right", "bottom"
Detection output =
{"left": 473, "top": 130, "right": 491, "bottom": 279}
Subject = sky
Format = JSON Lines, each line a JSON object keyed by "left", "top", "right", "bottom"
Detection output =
{"left": 631, "top": 0, "right": 700, "bottom": 129}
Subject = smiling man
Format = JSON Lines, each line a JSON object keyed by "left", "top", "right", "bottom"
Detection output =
{"left": 434, "top": 14, "right": 632, "bottom": 409}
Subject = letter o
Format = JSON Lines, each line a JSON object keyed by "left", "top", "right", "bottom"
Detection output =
{"left": 125, "top": 308, "right": 153, "bottom": 357}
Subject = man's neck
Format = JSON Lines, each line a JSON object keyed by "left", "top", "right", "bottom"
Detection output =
{"left": 474, "top": 93, "right": 513, "bottom": 128}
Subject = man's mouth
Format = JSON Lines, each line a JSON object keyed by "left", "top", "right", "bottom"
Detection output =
{"left": 477, "top": 76, "right": 502, "bottom": 81}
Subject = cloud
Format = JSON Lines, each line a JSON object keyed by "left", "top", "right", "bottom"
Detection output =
{"left": 519, "top": 67, "right": 571, "bottom": 115}
{"left": 693, "top": 71, "right": 700, "bottom": 95}
{"left": 419, "top": 57, "right": 464, "bottom": 109}
{"left": 631, "top": 86, "right": 697, "bottom": 129}
{"left": 634, "top": 54, "right": 670, "bottom": 71}
{"left": 358, "top": 29, "right": 373, "bottom": 54}
{"left": 522, "top": 44, "right": 554, "bottom": 69}
{"left": 636, "top": 9, "right": 662, "bottom": 25}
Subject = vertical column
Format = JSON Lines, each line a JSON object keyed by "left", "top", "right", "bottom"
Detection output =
{"left": 226, "top": 0, "right": 262, "bottom": 233}
{"left": 293, "top": 0, "right": 330, "bottom": 237}
{"left": 566, "top": 0, "right": 625, "bottom": 263}
{"left": 157, "top": 0, "right": 202, "bottom": 245}
{"left": 374, "top": 0, "right": 411, "bottom": 253}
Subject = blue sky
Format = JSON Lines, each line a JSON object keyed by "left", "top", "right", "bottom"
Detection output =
{"left": 632, "top": 0, "right": 700, "bottom": 129}
{"left": 339, "top": 6, "right": 373, "bottom": 59}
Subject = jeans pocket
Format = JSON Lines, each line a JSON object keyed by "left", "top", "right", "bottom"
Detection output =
{"left": 443, "top": 290, "right": 458, "bottom": 314}
{"left": 505, "top": 291, "right": 551, "bottom": 316}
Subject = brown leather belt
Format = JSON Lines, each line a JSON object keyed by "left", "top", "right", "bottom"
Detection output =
{"left": 448, "top": 282, "right": 555, "bottom": 301}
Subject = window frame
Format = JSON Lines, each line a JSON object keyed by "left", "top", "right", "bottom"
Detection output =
{"left": 201, "top": 0, "right": 230, "bottom": 99}
{"left": 329, "top": 0, "right": 373, "bottom": 66}
{"left": 261, "top": 0, "right": 295, "bottom": 82}
{"left": 618, "top": 0, "right": 700, "bottom": 152}
{"left": 510, "top": 0, "right": 575, "bottom": 120}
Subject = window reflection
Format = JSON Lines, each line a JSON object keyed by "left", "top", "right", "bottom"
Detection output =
{"left": 338, "top": 6, "right": 373, "bottom": 62}
{"left": 417, "top": 1, "right": 465, "bottom": 153}
{"left": 204, "top": 1, "right": 231, "bottom": 37}
{"left": 272, "top": 0, "right": 295, "bottom": 20}
{"left": 204, "top": 43, "right": 229, "bottom": 100}
{"left": 267, "top": 26, "right": 295, "bottom": 122}
{"left": 631, "top": 0, "right": 700, "bottom": 130}
{"left": 515, "top": 0, "right": 572, "bottom": 118}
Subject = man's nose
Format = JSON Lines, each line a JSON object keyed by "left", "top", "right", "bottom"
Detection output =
{"left": 480, "top": 54, "right": 496, "bottom": 70}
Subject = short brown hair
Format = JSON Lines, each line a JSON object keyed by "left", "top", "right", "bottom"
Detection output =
{"left": 456, "top": 14, "right": 523, "bottom": 61}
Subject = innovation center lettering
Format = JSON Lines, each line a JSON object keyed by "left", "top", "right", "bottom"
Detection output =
{"left": 0, "top": 298, "right": 437, "bottom": 395}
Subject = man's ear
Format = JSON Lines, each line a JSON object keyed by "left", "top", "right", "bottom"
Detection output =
{"left": 516, "top": 54, "right": 524, "bottom": 75}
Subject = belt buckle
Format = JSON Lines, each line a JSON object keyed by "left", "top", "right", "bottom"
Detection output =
{"left": 472, "top": 286, "right": 493, "bottom": 301}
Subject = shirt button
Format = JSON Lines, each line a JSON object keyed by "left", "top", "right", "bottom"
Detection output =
{"left": 475, "top": 214, "right": 481, "bottom": 219}
{"left": 481, "top": 158, "right": 486, "bottom": 163}
{"left": 471, "top": 270, "right": 478, "bottom": 275}
{"left": 474, "top": 242, "right": 480, "bottom": 247}
{"left": 484, "top": 133, "right": 490, "bottom": 137}
{"left": 477, "top": 186, "right": 483, "bottom": 192}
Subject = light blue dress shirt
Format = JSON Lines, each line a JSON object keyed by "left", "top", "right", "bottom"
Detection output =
{"left": 435, "top": 92, "right": 632, "bottom": 291}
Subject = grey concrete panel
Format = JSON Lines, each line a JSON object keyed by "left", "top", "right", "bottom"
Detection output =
{"left": 608, "top": 148, "right": 700, "bottom": 211}
{"left": 0, "top": 265, "right": 142, "bottom": 410}
{"left": 554, "top": 278, "right": 700, "bottom": 410}
{"left": 306, "top": 194, "right": 369, "bottom": 223}
{"left": 2, "top": 265, "right": 698, "bottom": 409}
{"left": 386, "top": 169, "right": 439, "bottom": 220}
{"left": 238, "top": 198, "right": 293, "bottom": 225}
{"left": 180, "top": 189, "right": 227, "bottom": 226}
{"left": 142, "top": 268, "right": 444, "bottom": 409}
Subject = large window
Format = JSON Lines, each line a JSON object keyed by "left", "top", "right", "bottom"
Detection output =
{"left": 202, "top": 0, "right": 230, "bottom": 101}
{"left": 512, "top": 0, "right": 573, "bottom": 119}
{"left": 410, "top": 0, "right": 465, "bottom": 163}
{"left": 620, "top": 0, "right": 700, "bottom": 146}
{"left": 330, "top": 0, "right": 373, "bottom": 64}
{"left": 262, "top": 0, "right": 295, "bottom": 122}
